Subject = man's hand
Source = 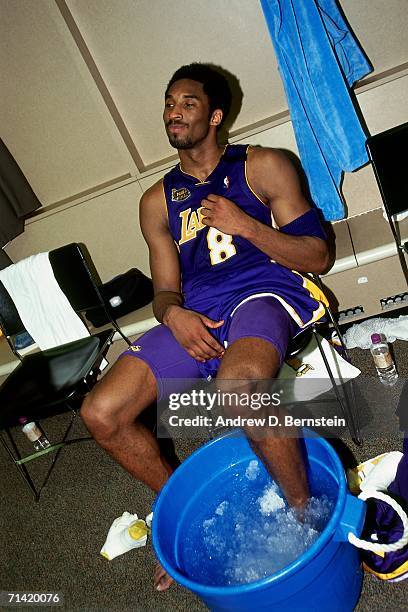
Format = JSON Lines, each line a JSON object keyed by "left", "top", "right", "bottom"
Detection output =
{"left": 163, "top": 305, "right": 224, "bottom": 362}
{"left": 200, "top": 194, "right": 254, "bottom": 236}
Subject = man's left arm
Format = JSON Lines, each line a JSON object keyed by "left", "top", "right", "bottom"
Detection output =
{"left": 200, "top": 148, "right": 330, "bottom": 274}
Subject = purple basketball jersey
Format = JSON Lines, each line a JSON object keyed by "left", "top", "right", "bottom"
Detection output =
{"left": 163, "top": 144, "right": 327, "bottom": 329}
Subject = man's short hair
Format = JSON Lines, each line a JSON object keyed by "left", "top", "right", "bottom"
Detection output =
{"left": 165, "top": 63, "right": 232, "bottom": 126}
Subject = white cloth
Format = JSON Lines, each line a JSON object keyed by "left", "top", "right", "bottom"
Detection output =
{"left": 347, "top": 451, "right": 403, "bottom": 499}
{"left": 278, "top": 334, "right": 361, "bottom": 402}
{"left": 100, "top": 512, "right": 152, "bottom": 561}
{"left": 359, "top": 452, "right": 403, "bottom": 493}
{"left": 0, "top": 252, "right": 89, "bottom": 350}
{"left": 344, "top": 316, "right": 408, "bottom": 349}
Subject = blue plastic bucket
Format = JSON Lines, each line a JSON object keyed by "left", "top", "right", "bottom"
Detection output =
{"left": 153, "top": 430, "right": 365, "bottom": 611}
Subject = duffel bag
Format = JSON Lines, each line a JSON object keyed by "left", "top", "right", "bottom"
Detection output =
{"left": 86, "top": 268, "right": 153, "bottom": 327}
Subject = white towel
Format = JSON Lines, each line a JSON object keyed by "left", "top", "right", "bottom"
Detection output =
{"left": 0, "top": 252, "right": 89, "bottom": 350}
{"left": 344, "top": 315, "right": 408, "bottom": 349}
{"left": 278, "top": 335, "right": 361, "bottom": 402}
{"left": 100, "top": 512, "right": 153, "bottom": 560}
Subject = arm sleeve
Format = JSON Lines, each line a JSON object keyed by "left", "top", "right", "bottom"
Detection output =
{"left": 279, "top": 208, "right": 327, "bottom": 241}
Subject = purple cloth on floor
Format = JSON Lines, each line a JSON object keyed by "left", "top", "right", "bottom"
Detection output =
{"left": 389, "top": 451, "right": 408, "bottom": 502}
{"left": 360, "top": 441, "right": 408, "bottom": 580}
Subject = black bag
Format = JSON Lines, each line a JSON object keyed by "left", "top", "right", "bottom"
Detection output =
{"left": 86, "top": 268, "right": 154, "bottom": 327}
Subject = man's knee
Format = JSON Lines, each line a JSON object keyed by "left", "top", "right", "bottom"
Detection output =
{"left": 218, "top": 338, "right": 281, "bottom": 380}
{"left": 218, "top": 360, "right": 267, "bottom": 381}
{"left": 216, "top": 338, "right": 282, "bottom": 419}
{"left": 81, "top": 387, "right": 121, "bottom": 440}
{"left": 81, "top": 356, "right": 157, "bottom": 440}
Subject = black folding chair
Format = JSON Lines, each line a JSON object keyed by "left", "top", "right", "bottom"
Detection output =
{"left": 366, "top": 122, "right": 408, "bottom": 284}
{"left": 284, "top": 274, "right": 362, "bottom": 445}
{"left": 0, "top": 242, "right": 130, "bottom": 500}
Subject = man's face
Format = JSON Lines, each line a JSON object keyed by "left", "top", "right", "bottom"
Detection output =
{"left": 163, "top": 78, "right": 214, "bottom": 149}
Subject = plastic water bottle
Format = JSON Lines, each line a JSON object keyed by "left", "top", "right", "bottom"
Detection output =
{"left": 19, "top": 417, "right": 51, "bottom": 451}
{"left": 370, "top": 333, "right": 398, "bottom": 386}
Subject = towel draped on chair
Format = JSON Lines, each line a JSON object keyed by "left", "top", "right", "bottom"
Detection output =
{"left": 0, "top": 252, "right": 89, "bottom": 350}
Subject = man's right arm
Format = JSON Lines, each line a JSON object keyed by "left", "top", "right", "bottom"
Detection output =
{"left": 139, "top": 181, "right": 224, "bottom": 362}
{"left": 139, "top": 181, "right": 183, "bottom": 322}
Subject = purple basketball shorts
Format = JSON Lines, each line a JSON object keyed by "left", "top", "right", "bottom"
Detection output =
{"left": 120, "top": 296, "right": 298, "bottom": 400}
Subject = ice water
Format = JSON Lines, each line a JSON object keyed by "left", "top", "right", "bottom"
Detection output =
{"left": 181, "top": 458, "right": 334, "bottom": 586}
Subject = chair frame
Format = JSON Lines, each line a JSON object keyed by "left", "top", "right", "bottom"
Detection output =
{"left": 0, "top": 243, "right": 130, "bottom": 500}
{"left": 291, "top": 274, "right": 361, "bottom": 445}
{"left": 0, "top": 389, "right": 99, "bottom": 502}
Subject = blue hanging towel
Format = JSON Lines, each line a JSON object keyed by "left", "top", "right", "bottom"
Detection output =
{"left": 260, "top": 0, "right": 373, "bottom": 220}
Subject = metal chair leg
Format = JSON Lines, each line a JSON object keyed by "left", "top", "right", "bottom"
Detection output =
{"left": 313, "top": 330, "right": 362, "bottom": 445}
{"left": 33, "top": 408, "right": 78, "bottom": 500}
{"left": 312, "top": 275, "right": 362, "bottom": 445}
{"left": 1, "top": 407, "right": 91, "bottom": 501}
{"left": 1, "top": 429, "right": 39, "bottom": 499}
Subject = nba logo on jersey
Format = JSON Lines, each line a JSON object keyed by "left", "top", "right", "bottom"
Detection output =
{"left": 223, "top": 176, "right": 230, "bottom": 189}
{"left": 172, "top": 187, "right": 191, "bottom": 202}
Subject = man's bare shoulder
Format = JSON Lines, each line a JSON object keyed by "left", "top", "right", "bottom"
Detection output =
{"left": 246, "top": 146, "right": 300, "bottom": 202}
{"left": 247, "top": 145, "right": 292, "bottom": 173}
{"left": 140, "top": 178, "right": 165, "bottom": 208}
{"left": 139, "top": 178, "right": 168, "bottom": 236}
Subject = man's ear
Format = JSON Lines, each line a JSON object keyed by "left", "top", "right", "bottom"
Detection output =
{"left": 210, "top": 109, "right": 223, "bottom": 126}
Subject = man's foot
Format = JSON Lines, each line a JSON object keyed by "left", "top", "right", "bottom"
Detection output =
{"left": 154, "top": 562, "right": 174, "bottom": 591}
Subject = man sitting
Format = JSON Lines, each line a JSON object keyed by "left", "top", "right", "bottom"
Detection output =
{"left": 81, "top": 63, "right": 330, "bottom": 590}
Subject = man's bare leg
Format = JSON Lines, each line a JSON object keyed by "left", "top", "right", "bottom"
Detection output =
{"left": 81, "top": 356, "right": 174, "bottom": 590}
{"left": 82, "top": 356, "right": 172, "bottom": 490}
{"left": 216, "top": 337, "right": 309, "bottom": 510}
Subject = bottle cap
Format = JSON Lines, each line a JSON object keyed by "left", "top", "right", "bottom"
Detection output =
{"left": 371, "top": 333, "right": 382, "bottom": 344}
{"left": 21, "top": 421, "right": 36, "bottom": 432}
